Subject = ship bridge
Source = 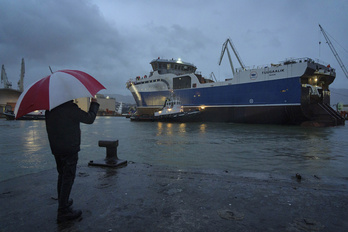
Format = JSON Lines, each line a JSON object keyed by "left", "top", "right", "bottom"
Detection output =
{"left": 150, "top": 58, "right": 197, "bottom": 76}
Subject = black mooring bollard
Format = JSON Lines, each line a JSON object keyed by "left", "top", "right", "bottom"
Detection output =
{"left": 88, "top": 140, "right": 127, "bottom": 168}
{"left": 99, "top": 140, "right": 118, "bottom": 163}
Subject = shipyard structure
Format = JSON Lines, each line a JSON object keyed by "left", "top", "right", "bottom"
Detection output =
{"left": 0, "top": 59, "right": 24, "bottom": 117}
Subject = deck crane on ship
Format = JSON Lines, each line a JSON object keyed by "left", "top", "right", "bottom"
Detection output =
{"left": 219, "top": 38, "right": 246, "bottom": 75}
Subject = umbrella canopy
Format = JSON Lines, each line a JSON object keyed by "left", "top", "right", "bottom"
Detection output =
{"left": 14, "top": 70, "right": 106, "bottom": 119}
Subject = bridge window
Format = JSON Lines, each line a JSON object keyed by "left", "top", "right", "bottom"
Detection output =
{"left": 173, "top": 76, "right": 191, "bottom": 89}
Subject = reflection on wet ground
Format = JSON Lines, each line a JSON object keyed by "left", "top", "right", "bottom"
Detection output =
{"left": 1, "top": 117, "right": 348, "bottom": 182}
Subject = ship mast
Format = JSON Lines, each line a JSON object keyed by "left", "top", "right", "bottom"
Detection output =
{"left": 219, "top": 38, "right": 245, "bottom": 75}
{"left": 319, "top": 24, "right": 348, "bottom": 79}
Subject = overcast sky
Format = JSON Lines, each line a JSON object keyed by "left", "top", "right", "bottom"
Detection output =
{"left": 1, "top": 0, "right": 347, "bottom": 95}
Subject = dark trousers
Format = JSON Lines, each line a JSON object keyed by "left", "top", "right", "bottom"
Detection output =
{"left": 54, "top": 153, "right": 78, "bottom": 211}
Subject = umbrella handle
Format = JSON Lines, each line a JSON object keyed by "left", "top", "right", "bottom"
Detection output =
{"left": 49, "top": 66, "right": 53, "bottom": 74}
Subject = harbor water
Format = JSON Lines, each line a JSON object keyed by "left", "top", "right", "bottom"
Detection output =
{"left": 1, "top": 117, "right": 347, "bottom": 182}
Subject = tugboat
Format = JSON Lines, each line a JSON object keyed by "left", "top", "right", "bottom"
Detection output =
{"left": 130, "top": 94, "right": 201, "bottom": 122}
{"left": 153, "top": 95, "right": 201, "bottom": 122}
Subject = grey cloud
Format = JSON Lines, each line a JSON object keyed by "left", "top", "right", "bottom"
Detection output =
{"left": 0, "top": 0, "right": 131, "bottom": 93}
{"left": 1, "top": 0, "right": 347, "bottom": 95}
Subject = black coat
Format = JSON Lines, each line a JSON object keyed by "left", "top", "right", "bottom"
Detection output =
{"left": 45, "top": 101, "right": 99, "bottom": 155}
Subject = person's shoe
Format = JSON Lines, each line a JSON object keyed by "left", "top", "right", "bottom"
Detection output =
{"left": 56, "top": 199, "right": 73, "bottom": 211}
{"left": 57, "top": 208, "right": 82, "bottom": 223}
{"left": 67, "top": 199, "right": 73, "bottom": 207}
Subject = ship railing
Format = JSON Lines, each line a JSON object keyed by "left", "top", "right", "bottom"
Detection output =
{"left": 235, "top": 57, "right": 333, "bottom": 72}
{"left": 282, "top": 57, "right": 331, "bottom": 67}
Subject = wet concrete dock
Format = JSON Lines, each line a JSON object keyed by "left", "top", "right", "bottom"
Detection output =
{"left": 1, "top": 162, "right": 348, "bottom": 231}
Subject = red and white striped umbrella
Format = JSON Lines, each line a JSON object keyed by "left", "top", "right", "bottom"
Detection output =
{"left": 14, "top": 70, "right": 106, "bottom": 119}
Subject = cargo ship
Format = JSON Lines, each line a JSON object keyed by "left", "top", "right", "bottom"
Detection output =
{"left": 126, "top": 39, "right": 344, "bottom": 126}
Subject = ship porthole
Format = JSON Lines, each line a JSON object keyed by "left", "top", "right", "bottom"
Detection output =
{"left": 249, "top": 99, "right": 254, "bottom": 104}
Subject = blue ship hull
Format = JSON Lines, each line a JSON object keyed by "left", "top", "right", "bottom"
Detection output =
{"left": 138, "top": 76, "right": 301, "bottom": 107}
{"left": 133, "top": 77, "right": 306, "bottom": 124}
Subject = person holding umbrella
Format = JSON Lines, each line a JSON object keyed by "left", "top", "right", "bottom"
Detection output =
{"left": 45, "top": 98, "right": 99, "bottom": 223}
{"left": 14, "top": 70, "right": 105, "bottom": 223}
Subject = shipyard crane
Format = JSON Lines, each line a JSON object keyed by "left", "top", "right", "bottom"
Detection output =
{"left": 219, "top": 38, "right": 245, "bottom": 75}
{"left": 1, "top": 64, "right": 12, "bottom": 88}
{"left": 17, "top": 58, "right": 25, "bottom": 92}
{"left": 319, "top": 24, "right": 348, "bottom": 79}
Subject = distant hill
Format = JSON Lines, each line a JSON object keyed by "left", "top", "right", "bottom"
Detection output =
{"left": 104, "top": 88, "right": 347, "bottom": 106}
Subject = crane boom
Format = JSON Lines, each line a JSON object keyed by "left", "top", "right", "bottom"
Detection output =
{"left": 1, "top": 64, "right": 12, "bottom": 88}
{"left": 219, "top": 38, "right": 245, "bottom": 76}
{"left": 319, "top": 24, "right": 348, "bottom": 79}
{"left": 18, "top": 58, "right": 25, "bottom": 92}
